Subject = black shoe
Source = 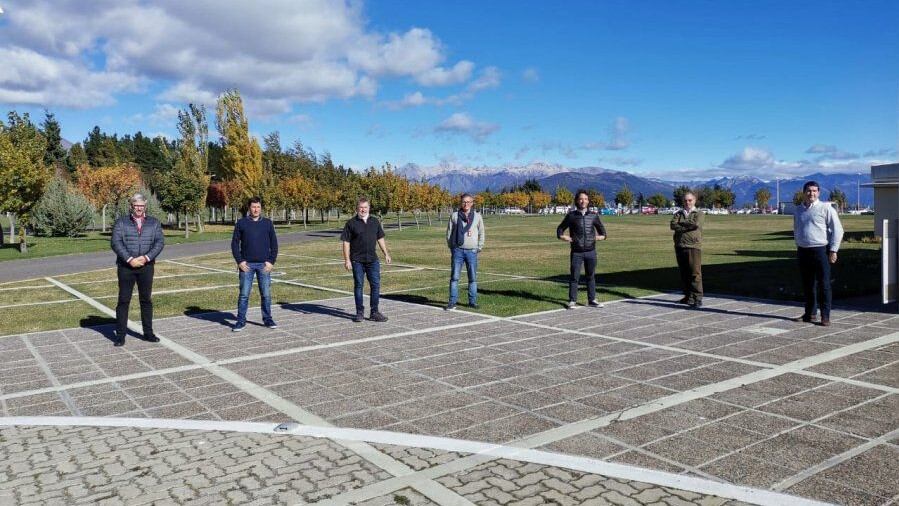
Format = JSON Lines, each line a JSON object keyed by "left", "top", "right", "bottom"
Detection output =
{"left": 689, "top": 300, "right": 703, "bottom": 309}
{"left": 370, "top": 311, "right": 388, "bottom": 322}
{"left": 796, "top": 314, "right": 818, "bottom": 323}
{"left": 678, "top": 296, "right": 690, "bottom": 304}
{"left": 468, "top": 302, "right": 479, "bottom": 310}
{"left": 445, "top": 303, "right": 456, "bottom": 311}
{"left": 353, "top": 312, "right": 364, "bottom": 323}
{"left": 113, "top": 332, "right": 125, "bottom": 347}
{"left": 143, "top": 334, "right": 160, "bottom": 343}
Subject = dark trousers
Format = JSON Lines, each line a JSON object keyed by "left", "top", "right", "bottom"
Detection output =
{"left": 569, "top": 249, "right": 597, "bottom": 302}
{"left": 675, "top": 247, "right": 703, "bottom": 303}
{"left": 798, "top": 246, "right": 831, "bottom": 319}
{"left": 116, "top": 263, "right": 155, "bottom": 337}
{"left": 352, "top": 260, "right": 380, "bottom": 313}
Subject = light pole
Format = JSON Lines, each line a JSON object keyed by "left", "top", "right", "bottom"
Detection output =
{"left": 775, "top": 178, "right": 780, "bottom": 213}
{"left": 856, "top": 172, "right": 861, "bottom": 211}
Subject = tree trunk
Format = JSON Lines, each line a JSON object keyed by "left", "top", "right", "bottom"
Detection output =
{"left": 304, "top": 208, "right": 309, "bottom": 229}
{"left": 211, "top": 207, "right": 216, "bottom": 222}
{"left": 102, "top": 204, "right": 108, "bottom": 233}
{"left": 184, "top": 214, "right": 190, "bottom": 238}
{"left": 426, "top": 211, "right": 432, "bottom": 227}
{"left": 8, "top": 213, "right": 15, "bottom": 245}
{"left": 414, "top": 210, "right": 420, "bottom": 228}
{"left": 196, "top": 212, "right": 203, "bottom": 233}
{"left": 320, "top": 209, "right": 325, "bottom": 224}
{"left": 18, "top": 226, "right": 26, "bottom": 253}
{"left": 397, "top": 210, "right": 402, "bottom": 231}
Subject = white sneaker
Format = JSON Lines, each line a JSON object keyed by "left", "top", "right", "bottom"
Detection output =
{"left": 566, "top": 301, "right": 577, "bottom": 310}
{"left": 589, "top": 300, "right": 604, "bottom": 308}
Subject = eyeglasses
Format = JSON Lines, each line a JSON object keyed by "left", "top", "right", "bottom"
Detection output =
{"left": 462, "top": 200, "right": 474, "bottom": 204}
{"left": 132, "top": 205, "right": 146, "bottom": 208}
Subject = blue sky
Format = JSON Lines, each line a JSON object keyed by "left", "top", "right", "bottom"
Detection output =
{"left": 0, "top": 0, "right": 897, "bottom": 179}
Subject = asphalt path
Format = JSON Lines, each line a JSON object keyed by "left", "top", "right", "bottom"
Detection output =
{"left": 0, "top": 228, "right": 344, "bottom": 283}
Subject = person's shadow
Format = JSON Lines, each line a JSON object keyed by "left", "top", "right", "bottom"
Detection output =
{"left": 78, "top": 315, "right": 160, "bottom": 343}
{"left": 281, "top": 302, "right": 356, "bottom": 320}
{"left": 184, "top": 306, "right": 239, "bottom": 327}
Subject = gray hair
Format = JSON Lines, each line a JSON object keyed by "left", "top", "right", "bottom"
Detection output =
{"left": 356, "top": 197, "right": 370, "bottom": 207}
{"left": 130, "top": 193, "right": 147, "bottom": 204}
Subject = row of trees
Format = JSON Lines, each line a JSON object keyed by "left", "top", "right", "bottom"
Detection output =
{"left": 0, "top": 91, "right": 466, "bottom": 251}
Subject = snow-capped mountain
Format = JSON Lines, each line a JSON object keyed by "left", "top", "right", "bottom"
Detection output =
{"left": 395, "top": 163, "right": 875, "bottom": 206}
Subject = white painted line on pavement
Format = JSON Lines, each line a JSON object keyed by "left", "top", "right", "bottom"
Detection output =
{"left": 773, "top": 429, "right": 899, "bottom": 491}
{"left": 505, "top": 311, "right": 899, "bottom": 395}
{"left": 164, "top": 259, "right": 354, "bottom": 295}
{"left": 0, "top": 416, "right": 830, "bottom": 506}
{"left": 94, "top": 283, "right": 238, "bottom": 298}
{"left": 512, "top": 331, "right": 899, "bottom": 449}
{"left": 41, "top": 277, "right": 475, "bottom": 506}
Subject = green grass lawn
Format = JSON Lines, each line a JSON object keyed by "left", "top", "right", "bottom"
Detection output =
{"left": 0, "top": 214, "right": 881, "bottom": 335}
{"left": 0, "top": 218, "right": 345, "bottom": 262}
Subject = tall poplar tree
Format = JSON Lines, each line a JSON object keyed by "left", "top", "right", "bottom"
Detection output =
{"left": 215, "top": 90, "right": 262, "bottom": 203}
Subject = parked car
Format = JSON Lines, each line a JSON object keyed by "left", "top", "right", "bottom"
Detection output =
{"left": 499, "top": 207, "right": 526, "bottom": 215}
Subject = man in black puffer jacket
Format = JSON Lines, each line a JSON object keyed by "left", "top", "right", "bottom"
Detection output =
{"left": 110, "top": 193, "right": 164, "bottom": 347}
{"left": 557, "top": 189, "right": 607, "bottom": 309}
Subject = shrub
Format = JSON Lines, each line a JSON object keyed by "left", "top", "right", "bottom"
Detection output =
{"left": 31, "top": 178, "right": 94, "bottom": 237}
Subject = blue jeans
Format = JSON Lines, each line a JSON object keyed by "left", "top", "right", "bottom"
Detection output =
{"left": 798, "top": 246, "right": 831, "bottom": 319}
{"left": 352, "top": 260, "right": 380, "bottom": 313}
{"left": 449, "top": 248, "right": 478, "bottom": 305}
{"left": 237, "top": 262, "right": 272, "bottom": 324}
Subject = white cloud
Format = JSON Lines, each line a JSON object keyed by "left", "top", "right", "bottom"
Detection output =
{"left": 467, "top": 66, "right": 501, "bottom": 92}
{"left": 383, "top": 91, "right": 429, "bottom": 110}
{"left": 522, "top": 67, "right": 540, "bottom": 83}
{"left": 863, "top": 148, "right": 897, "bottom": 158}
{"left": 288, "top": 113, "right": 313, "bottom": 125}
{"left": 649, "top": 146, "right": 874, "bottom": 180}
{"left": 805, "top": 144, "right": 838, "bottom": 154}
{"left": 381, "top": 66, "right": 501, "bottom": 110}
{"left": 434, "top": 112, "right": 499, "bottom": 143}
{"left": 0, "top": 0, "right": 474, "bottom": 108}
{"left": 414, "top": 60, "right": 475, "bottom": 86}
{"left": 0, "top": 46, "right": 141, "bottom": 108}
{"left": 582, "top": 116, "right": 630, "bottom": 151}
{"left": 138, "top": 103, "right": 180, "bottom": 125}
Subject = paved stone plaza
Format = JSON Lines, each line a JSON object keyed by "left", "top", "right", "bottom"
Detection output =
{"left": 1, "top": 293, "right": 897, "bottom": 505}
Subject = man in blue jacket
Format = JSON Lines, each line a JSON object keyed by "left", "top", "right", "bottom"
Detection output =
{"left": 231, "top": 197, "right": 279, "bottom": 332}
{"left": 111, "top": 193, "right": 164, "bottom": 346}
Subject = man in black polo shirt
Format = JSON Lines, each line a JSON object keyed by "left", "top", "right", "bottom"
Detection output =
{"left": 341, "top": 198, "right": 392, "bottom": 322}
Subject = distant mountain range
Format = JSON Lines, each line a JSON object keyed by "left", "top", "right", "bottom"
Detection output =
{"left": 396, "top": 163, "right": 876, "bottom": 207}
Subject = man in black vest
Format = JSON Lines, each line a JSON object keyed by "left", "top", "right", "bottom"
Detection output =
{"left": 341, "top": 198, "right": 392, "bottom": 322}
{"left": 556, "top": 189, "right": 607, "bottom": 309}
{"left": 110, "top": 193, "right": 164, "bottom": 346}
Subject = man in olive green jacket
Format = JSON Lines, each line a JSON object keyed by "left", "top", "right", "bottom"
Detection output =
{"left": 670, "top": 192, "right": 703, "bottom": 309}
